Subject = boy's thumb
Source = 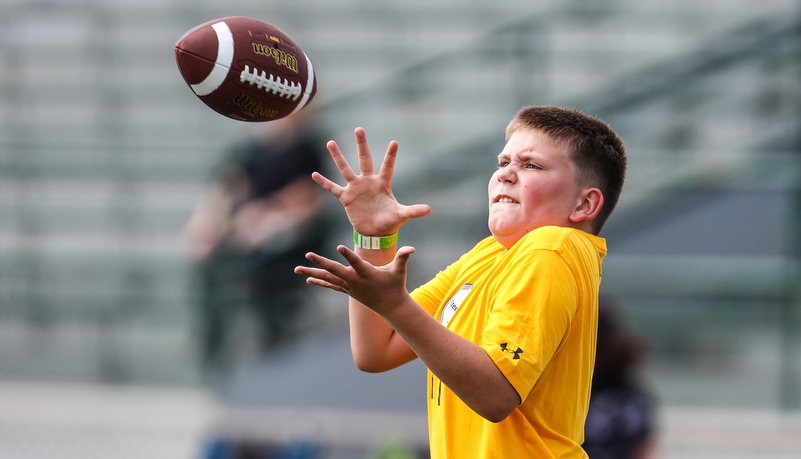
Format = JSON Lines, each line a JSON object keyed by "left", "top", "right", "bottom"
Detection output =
{"left": 395, "top": 246, "right": 416, "bottom": 266}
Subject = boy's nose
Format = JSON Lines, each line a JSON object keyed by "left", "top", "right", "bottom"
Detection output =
{"left": 497, "top": 166, "right": 516, "bottom": 183}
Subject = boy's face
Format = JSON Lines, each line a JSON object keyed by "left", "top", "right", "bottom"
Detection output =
{"left": 488, "top": 128, "right": 586, "bottom": 248}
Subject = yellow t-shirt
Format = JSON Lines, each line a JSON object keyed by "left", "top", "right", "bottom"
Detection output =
{"left": 410, "top": 226, "right": 606, "bottom": 458}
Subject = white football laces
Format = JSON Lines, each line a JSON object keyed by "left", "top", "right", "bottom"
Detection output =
{"left": 239, "top": 65, "right": 302, "bottom": 101}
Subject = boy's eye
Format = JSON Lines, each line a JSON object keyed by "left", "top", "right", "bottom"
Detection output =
{"left": 496, "top": 160, "right": 543, "bottom": 170}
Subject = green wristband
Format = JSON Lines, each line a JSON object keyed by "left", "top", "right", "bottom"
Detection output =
{"left": 353, "top": 229, "right": 398, "bottom": 250}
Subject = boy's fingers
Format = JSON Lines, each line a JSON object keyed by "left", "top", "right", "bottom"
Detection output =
{"left": 311, "top": 171, "right": 342, "bottom": 198}
{"left": 354, "top": 128, "right": 375, "bottom": 175}
{"left": 386, "top": 204, "right": 432, "bottom": 228}
{"left": 401, "top": 204, "right": 432, "bottom": 221}
{"left": 394, "top": 246, "right": 416, "bottom": 268}
{"left": 296, "top": 264, "right": 348, "bottom": 290}
{"left": 304, "top": 276, "right": 348, "bottom": 294}
{"left": 336, "top": 245, "right": 369, "bottom": 274}
{"left": 305, "top": 251, "right": 350, "bottom": 278}
{"left": 377, "top": 140, "right": 399, "bottom": 181}
{"left": 327, "top": 140, "right": 357, "bottom": 182}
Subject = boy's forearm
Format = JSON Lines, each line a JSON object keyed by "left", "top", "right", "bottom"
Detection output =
{"left": 380, "top": 297, "right": 521, "bottom": 422}
{"left": 348, "top": 299, "right": 415, "bottom": 372}
{"left": 348, "top": 245, "right": 416, "bottom": 372}
{"left": 340, "top": 243, "right": 519, "bottom": 421}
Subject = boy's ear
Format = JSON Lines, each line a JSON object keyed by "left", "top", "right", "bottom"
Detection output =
{"left": 569, "top": 188, "right": 604, "bottom": 223}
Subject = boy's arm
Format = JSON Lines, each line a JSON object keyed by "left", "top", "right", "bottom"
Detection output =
{"left": 302, "top": 127, "right": 430, "bottom": 370}
{"left": 382, "top": 292, "right": 521, "bottom": 423}
{"left": 299, "top": 245, "right": 521, "bottom": 422}
{"left": 347, "top": 245, "right": 418, "bottom": 372}
{"left": 296, "top": 127, "right": 519, "bottom": 421}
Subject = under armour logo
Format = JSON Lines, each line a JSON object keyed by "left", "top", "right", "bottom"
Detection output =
{"left": 500, "top": 343, "right": 523, "bottom": 360}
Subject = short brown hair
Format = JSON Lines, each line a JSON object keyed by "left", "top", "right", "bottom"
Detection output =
{"left": 506, "top": 106, "right": 627, "bottom": 234}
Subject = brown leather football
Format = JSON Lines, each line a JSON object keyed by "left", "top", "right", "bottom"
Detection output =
{"left": 175, "top": 17, "right": 317, "bottom": 122}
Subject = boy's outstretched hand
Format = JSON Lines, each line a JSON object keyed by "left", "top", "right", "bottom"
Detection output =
{"left": 312, "top": 127, "right": 430, "bottom": 236}
{"left": 295, "top": 245, "right": 416, "bottom": 315}
{"left": 296, "top": 127, "right": 435, "bottom": 375}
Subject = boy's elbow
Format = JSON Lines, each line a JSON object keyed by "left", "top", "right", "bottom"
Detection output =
{"left": 480, "top": 402, "right": 517, "bottom": 423}
{"left": 352, "top": 352, "right": 394, "bottom": 373}
{"left": 353, "top": 357, "right": 386, "bottom": 373}
{"left": 477, "top": 387, "right": 520, "bottom": 423}
{"left": 351, "top": 340, "right": 413, "bottom": 373}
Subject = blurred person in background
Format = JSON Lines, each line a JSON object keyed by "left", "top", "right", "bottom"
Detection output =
{"left": 583, "top": 296, "right": 656, "bottom": 459}
{"left": 181, "top": 110, "right": 332, "bottom": 379}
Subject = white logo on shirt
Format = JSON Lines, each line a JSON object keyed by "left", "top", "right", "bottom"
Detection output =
{"left": 439, "top": 284, "right": 473, "bottom": 326}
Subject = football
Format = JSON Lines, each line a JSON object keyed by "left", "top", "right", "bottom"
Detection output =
{"left": 175, "top": 17, "right": 317, "bottom": 122}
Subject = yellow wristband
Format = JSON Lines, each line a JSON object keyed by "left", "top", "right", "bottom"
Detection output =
{"left": 353, "top": 229, "right": 398, "bottom": 250}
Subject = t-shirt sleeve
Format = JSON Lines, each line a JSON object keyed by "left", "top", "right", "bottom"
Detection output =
{"left": 481, "top": 248, "right": 579, "bottom": 401}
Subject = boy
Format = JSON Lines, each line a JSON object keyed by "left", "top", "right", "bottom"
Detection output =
{"left": 295, "top": 106, "right": 627, "bottom": 458}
